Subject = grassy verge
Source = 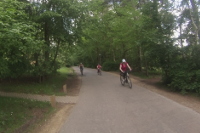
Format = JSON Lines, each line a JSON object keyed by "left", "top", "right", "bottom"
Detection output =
{"left": 0, "top": 67, "right": 74, "bottom": 96}
{"left": 0, "top": 96, "right": 54, "bottom": 133}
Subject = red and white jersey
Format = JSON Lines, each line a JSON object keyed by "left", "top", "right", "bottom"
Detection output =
{"left": 97, "top": 65, "right": 102, "bottom": 69}
{"left": 120, "top": 62, "right": 128, "bottom": 71}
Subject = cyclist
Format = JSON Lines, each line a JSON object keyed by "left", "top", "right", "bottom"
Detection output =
{"left": 79, "top": 63, "right": 84, "bottom": 75}
{"left": 97, "top": 63, "right": 102, "bottom": 74}
{"left": 119, "top": 59, "right": 132, "bottom": 81}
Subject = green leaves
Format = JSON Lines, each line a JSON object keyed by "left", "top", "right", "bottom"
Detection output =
{"left": 0, "top": 0, "right": 44, "bottom": 79}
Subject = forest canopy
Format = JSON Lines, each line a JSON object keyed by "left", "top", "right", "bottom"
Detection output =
{"left": 0, "top": 0, "right": 200, "bottom": 93}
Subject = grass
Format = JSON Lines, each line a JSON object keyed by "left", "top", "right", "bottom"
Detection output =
{"left": 0, "top": 96, "right": 54, "bottom": 133}
{"left": 0, "top": 67, "right": 73, "bottom": 133}
{"left": 0, "top": 67, "right": 74, "bottom": 96}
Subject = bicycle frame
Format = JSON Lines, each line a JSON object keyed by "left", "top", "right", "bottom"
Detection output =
{"left": 120, "top": 71, "right": 132, "bottom": 88}
{"left": 98, "top": 69, "right": 101, "bottom": 75}
{"left": 80, "top": 68, "right": 83, "bottom": 75}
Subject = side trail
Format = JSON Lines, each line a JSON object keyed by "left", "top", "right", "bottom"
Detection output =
{"left": 0, "top": 72, "right": 81, "bottom": 104}
{"left": 0, "top": 91, "right": 79, "bottom": 103}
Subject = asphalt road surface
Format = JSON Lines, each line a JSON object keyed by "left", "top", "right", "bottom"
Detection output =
{"left": 59, "top": 67, "right": 200, "bottom": 133}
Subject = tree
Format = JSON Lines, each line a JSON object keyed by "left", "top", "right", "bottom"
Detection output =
{"left": 0, "top": 0, "right": 43, "bottom": 79}
{"left": 0, "top": 0, "right": 84, "bottom": 82}
{"left": 27, "top": 0, "right": 84, "bottom": 81}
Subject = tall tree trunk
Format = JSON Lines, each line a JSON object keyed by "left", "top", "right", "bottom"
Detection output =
{"left": 145, "top": 56, "right": 149, "bottom": 76}
{"left": 190, "top": 0, "right": 200, "bottom": 45}
{"left": 187, "top": 0, "right": 200, "bottom": 45}
{"left": 51, "top": 40, "right": 60, "bottom": 70}
{"left": 122, "top": 43, "right": 126, "bottom": 58}
{"left": 44, "top": 21, "right": 50, "bottom": 62}
{"left": 179, "top": 23, "right": 184, "bottom": 48}
{"left": 179, "top": 23, "right": 186, "bottom": 59}
{"left": 138, "top": 46, "right": 142, "bottom": 72}
{"left": 34, "top": 53, "right": 39, "bottom": 66}
{"left": 112, "top": 49, "right": 116, "bottom": 62}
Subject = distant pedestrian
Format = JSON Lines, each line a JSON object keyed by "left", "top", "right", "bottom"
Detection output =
{"left": 97, "top": 63, "right": 102, "bottom": 75}
{"left": 79, "top": 63, "right": 84, "bottom": 75}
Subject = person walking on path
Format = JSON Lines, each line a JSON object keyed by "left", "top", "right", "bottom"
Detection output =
{"left": 79, "top": 63, "right": 84, "bottom": 75}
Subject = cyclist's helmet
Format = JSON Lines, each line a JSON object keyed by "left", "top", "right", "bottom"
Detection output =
{"left": 122, "top": 59, "right": 126, "bottom": 62}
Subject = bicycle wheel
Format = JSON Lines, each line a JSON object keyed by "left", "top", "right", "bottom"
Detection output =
{"left": 99, "top": 70, "right": 102, "bottom": 75}
{"left": 127, "top": 76, "right": 132, "bottom": 88}
{"left": 80, "top": 69, "right": 83, "bottom": 75}
{"left": 120, "top": 75, "right": 125, "bottom": 85}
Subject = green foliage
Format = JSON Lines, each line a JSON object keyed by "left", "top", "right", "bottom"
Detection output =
{"left": 167, "top": 69, "right": 200, "bottom": 94}
{"left": 0, "top": 67, "right": 73, "bottom": 95}
{"left": 162, "top": 45, "right": 200, "bottom": 94}
{"left": 1, "top": 0, "right": 200, "bottom": 96}
{"left": 0, "top": 96, "right": 52, "bottom": 133}
{"left": 0, "top": 0, "right": 44, "bottom": 79}
{"left": 102, "top": 61, "right": 119, "bottom": 71}
{"left": 0, "top": 0, "right": 83, "bottom": 80}
{"left": 0, "top": 67, "right": 72, "bottom": 133}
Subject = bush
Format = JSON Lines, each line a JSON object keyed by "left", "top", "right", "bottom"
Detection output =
{"left": 167, "top": 69, "right": 200, "bottom": 94}
{"left": 102, "top": 61, "right": 119, "bottom": 71}
{"left": 163, "top": 61, "right": 200, "bottom": 94}
{"left": 161, "top": 45, "right": 200, "bottom": 94}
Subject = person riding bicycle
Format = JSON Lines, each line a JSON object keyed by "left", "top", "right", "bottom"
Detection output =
{"left": 79, "top": 63, "right": 84, "bottom": 74}
{"left": 119, "top": 59, "right": 132, "bottom": 80}
{"left": 97, "top": 64, "right": 102, "bottom": 73}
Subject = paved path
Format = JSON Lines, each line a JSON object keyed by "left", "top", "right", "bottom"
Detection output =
{"left": 59, "top": 67, "right": 200, "bottom": 133}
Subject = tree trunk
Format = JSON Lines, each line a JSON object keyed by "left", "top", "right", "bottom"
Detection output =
{"left": 138, "top": 46, "right": 142, "bottom": 72}
{"left": 44, "top": 21, "right": 50, "bottom": 62}
{"left": 187, "top": 0, "right": 200, "bottom": 45}
{"left": 34, "top": 53, "right": 39, "bottom": 66}
{"left": 51, "top": 40, "right": 60, "bottom": 69}
{"left": 190, "top": 0, "right": 200, "bottom": 45}
{"left": 145, "top": 57, "right": 149, "bottom": 77}
{"left": 112, "top": 49, "right": 116, "bottom": 62}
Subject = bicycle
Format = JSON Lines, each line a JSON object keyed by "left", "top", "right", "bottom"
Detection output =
{"left": 80, "top": 68, "right": 83, "bottom": 76}
{"left": 120, "top": 71, "right": 132, "bottom": 88}
{"left": 97, "top": 69, "right": 102, "bottom": 75}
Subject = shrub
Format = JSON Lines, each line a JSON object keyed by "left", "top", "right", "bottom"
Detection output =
{"left": 102, "top": 61, "right": 119, "bottom": 71}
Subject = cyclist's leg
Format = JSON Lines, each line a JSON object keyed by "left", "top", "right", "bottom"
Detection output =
{"left": 120, "top": 72, "right": 125, "bottom": 79}
{"left": 120, "top": 72, "right": 125, "bottom": 85}
{"left": 125, "top": 71, "right": 129, "bottom": 82}
{"left": 121, "top": 71, "right": 126, "bottom": 83}
{"left": 123, "top": 71, "right": 127, "bottom": 79}
{"left": 80, "top": 68, "right": 83, "bottom": 75}
{"left": 121, "top": 71, "right": 125, "bottom": 78}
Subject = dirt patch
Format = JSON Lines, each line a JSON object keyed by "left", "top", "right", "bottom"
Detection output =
{"left": 14, "top": 108, "right": 47, "bottom": 133}
{"left": 66, "top": 75, "right": 81, "bottom": 96}
{"left": 30, "top": 103, "right": 74, "bottom": 133}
